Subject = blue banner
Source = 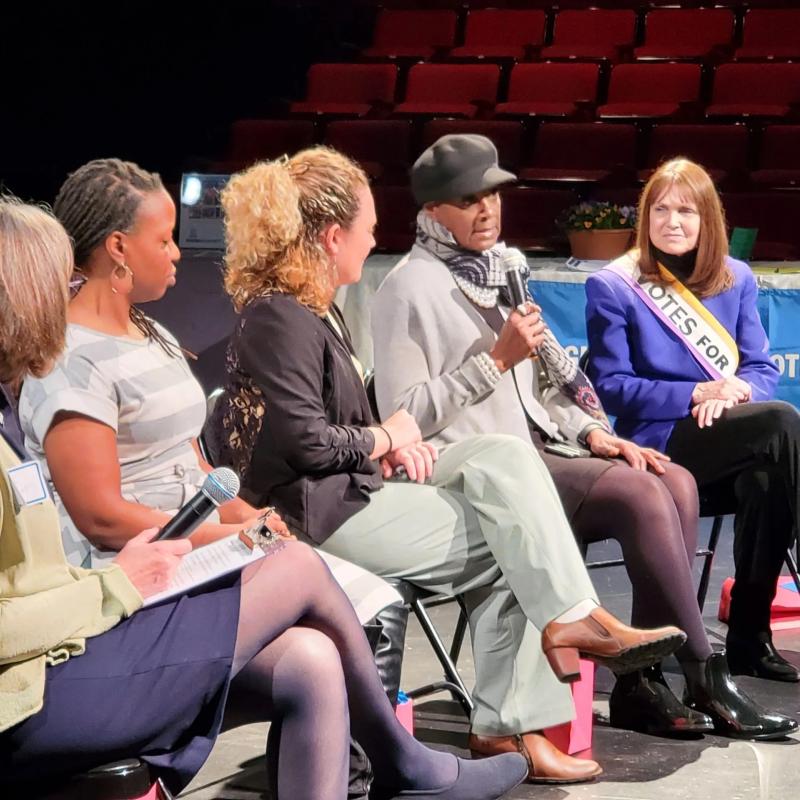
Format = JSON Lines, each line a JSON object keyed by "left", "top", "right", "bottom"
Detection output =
{"left": 531, "top": 278, "right": 800, "bottom": 409}
{"left": 529, "top": 279, "right": 590, "bottom": 361}
{"left": 758, "top": 289, "right": 800, "bottom": 409}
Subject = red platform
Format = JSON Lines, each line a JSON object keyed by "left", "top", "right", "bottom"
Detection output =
{"left": 719, "top": 576, "right": 800, "bottom": 631}
{"left": 544, "top": 659, "right": 594, "bottom": 755}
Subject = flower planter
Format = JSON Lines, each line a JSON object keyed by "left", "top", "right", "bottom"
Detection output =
{"left": 567, "top": 229, "right": 633, "bottom": 261}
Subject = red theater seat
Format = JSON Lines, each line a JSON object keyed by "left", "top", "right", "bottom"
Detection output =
{"left": 640, "top": 124, "right": 749, "bottom": 185}
{"left": 735, "top": 10, "right": 800, "bottom": 62}
{"left": 598, "top": 63, "right": 702, "bottom": 120}
{"left": 540, "top": 10, "right": 636, "bottom": 63}
{"left": 751, "top": 126, "right": 800, "bottom": 188}
{"left": 422, "top": 119, "right": 524, "bottom": 170}
{"left": 500, "top": 186, "right": 579, "bottom": 252}
{"left": 706, "top": 63, "right": 800, "bottom": 119}
{"left": 520, "top": 122, "right": 637, "bottom": 184}
{"left": 721, "top": 192, "right": 800, "bottom": 261}
{"left": 323, "top": 120, "right": 413, "bottom": 182}
{"left": 448, "top": 10, "right": 546, "bottom": 61}
{"left": 495, "top": 63, "right": 600, "bottom": 119}
{"left": 290, "top": 64, "right": 398, "bottom": 116}
{"left": 394, "top": 64, "right": 500, "bottom": 118}
{"left": 634, "top": 9, "right": 735, "bottom": 61}
{"left": 372, "top": 185, "right": 417, "bottom": 252}
{"left": 362, "top": 10, "right": 457, "bottom": 60}
{"left": 215, "top": 120, "right": 316, "bottom": 172}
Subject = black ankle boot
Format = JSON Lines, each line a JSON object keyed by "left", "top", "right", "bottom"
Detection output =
{"left": 609, "top": 664, "right": 713, "bottom": 736}
{"left": 726, "top": 631, "right": 800, "bottom": 683}
{"left": 683, "top": 651, "right": 799, "bottom": 740}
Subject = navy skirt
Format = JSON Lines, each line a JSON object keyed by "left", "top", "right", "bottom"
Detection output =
{"left": 0, "top": 575, "right": 241, "bottom": 795}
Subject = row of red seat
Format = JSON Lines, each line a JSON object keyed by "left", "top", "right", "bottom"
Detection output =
{"left": 288, "top": 61, "right": 800, "bottom": 121}
{"left": 210, "top": 116, "right": 800, "bottom": 257}
{"left": 357, "top": 8, "right": 800, "bottom": 62}
{"left": 214, "top": 118, "right": 800, "bottom": 190}
{"left": 370, "top": 183, "right": 800, "bottom": 259}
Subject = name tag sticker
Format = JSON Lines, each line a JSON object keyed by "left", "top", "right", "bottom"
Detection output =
{"left": 7, "top": 461, "right": 49, "bottom": 507}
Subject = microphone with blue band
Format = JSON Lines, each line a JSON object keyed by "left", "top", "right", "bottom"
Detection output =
{"left": 154, "top": 467, "right": 240, "bottom": 540}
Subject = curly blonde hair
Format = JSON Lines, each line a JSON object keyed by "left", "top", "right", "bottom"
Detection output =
{"left": 222, "top": 146, "right": 369, "bottom": 313}
{"left": 0, "top": 198, "right": 73, "bottom": 387}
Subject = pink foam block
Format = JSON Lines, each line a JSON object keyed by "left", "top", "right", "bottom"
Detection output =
{"left": 543, "top": 659, "right": 594, "bottom": 755}
{"left": 130, "top": 783, "right": 160, "bottom": 800}
{"left": 719, "top": 575, "right": 800, "bottom": 631}
{"left": 395, "top": 696, "right": 414, "bottom": 735}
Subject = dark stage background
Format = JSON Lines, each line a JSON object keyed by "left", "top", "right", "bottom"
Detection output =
{"left": 1, "top": 1, "right": 369, "bottom": 203}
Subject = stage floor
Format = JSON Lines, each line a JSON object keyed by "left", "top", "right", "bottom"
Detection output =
{"left": 182, "top": 516, "right": 800, "bottom": 799}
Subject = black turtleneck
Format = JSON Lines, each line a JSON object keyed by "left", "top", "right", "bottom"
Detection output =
{"left": 653, "top": 246, "right": 698, "bottom": 282}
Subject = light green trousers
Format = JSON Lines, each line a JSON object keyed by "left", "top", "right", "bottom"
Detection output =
{"left": 322, "top": 434, "right": 598, "bottom": 736}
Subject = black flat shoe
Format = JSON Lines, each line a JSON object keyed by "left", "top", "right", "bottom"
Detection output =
{"left": 684, "top": 652, "right": 799, "bottom": 741}
{"left": 370, "top": 753, "right": 528, "bottom": 800}
{"left": 609, "top": 665, "right": 713, "bottom": 737}
{"left": 727, "top": 635, "right": 800, "bottom": 683}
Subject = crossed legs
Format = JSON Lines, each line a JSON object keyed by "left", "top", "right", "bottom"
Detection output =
{"left": 229, "top": 540, "right": 463, "bottom": 800}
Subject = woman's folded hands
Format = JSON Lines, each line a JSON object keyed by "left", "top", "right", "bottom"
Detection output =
{"left": 373, "top": 409, "right": 439, "bottom": 484}
{"left": 690, "top": 376, "right": 752, "bottom": 428}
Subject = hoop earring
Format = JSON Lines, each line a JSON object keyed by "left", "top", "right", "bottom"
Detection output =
{"left": 110, "top": 261, "right": 134, "bottom": 295}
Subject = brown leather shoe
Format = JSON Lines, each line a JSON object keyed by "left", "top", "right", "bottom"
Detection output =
{"left": 541, "top": 607, "right": 686, "bottom": 682}
{"left": 468, "top": 731, "right": 602, "bottom": 784}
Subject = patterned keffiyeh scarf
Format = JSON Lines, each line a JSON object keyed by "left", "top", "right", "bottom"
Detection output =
{"left": 416, "top": 211, "right": 611, "bottom": 430}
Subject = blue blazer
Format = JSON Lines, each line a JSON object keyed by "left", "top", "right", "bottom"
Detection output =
{"left": 584, "top": 256, "right": 779, "bottom": 452}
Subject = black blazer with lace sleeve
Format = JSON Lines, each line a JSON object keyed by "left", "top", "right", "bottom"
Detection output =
{"left": 208, "top": 293, "right": 381, "bottom": 544}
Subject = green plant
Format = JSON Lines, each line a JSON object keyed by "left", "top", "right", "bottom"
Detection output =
{"left": 558, "top": 201, "right": 637, "bottom": 232}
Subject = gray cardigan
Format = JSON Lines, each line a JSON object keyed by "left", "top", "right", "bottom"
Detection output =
{"left": 371, "top": 244, "right": 597, "bottom": 451}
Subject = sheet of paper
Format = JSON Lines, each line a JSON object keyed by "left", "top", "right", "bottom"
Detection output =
{"left": 143, "top": 536, "right": 403, "bottom": 623}
{"left": 144, "top": 534, "right": 264, "bottom": 607}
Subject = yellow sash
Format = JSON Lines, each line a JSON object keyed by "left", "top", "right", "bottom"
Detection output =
{"left": 658, "top": 263, "right": 740, "bottom": 373}
{"left": 605, "top": 256, "right": 739, "bottom": 379}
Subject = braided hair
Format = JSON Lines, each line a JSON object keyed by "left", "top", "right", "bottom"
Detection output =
{"left": 54, "top": 158, "right": 187, "bottom": 358}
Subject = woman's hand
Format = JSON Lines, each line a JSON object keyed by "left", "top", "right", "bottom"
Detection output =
{"left": 239, "top": 509, "right": 296, "bottom": 540}
{"left": 114, "top": 527, "right": 192, "bottom": 599}
{"left": 382, "top": 442, "right": 438, "bottom": 484}
{"left": 377, "top": 409, "right": 424, "bottom": 453}
{"left": 691, "top": 397, "right": 736, "bottom": 429}
{"left": 586, "top": 429, "right": 670, "bottom": 474}
{"left": 691, "top": 376, "right": 751, "bottom": 406}
{"left": 490, "top": 302, "right": 548, "bottom": 373}
{"left": 218, "top": 497, "right": 261, "bottom": 525}
{"left": 259, "top": 508, "right": 296, "bottom": 540}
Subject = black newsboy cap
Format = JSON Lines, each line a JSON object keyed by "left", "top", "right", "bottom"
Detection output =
{"left": 411, "top": 134, "right": 517, "bottom": 205}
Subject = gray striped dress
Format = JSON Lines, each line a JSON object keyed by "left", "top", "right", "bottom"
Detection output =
{"left": 18, "top": 322, "right": 403, "bottom": 621}
{"left": 19, "top": 322, "right": 209, "bottom": 568}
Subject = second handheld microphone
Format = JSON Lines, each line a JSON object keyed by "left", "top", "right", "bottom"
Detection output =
{"left": 155, "top": 467, "right": 240, "bottom": 541}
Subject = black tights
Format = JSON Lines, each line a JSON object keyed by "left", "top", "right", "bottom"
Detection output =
{"left": 227, "top": 540, "right": 458, "bottom": 800}
{"left": 572, "top": 461, "right": 713, "bottom": 662}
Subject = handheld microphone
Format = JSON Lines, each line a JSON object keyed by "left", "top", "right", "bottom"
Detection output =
{"left": 500, "top": 248, "right": 530, "bottom": 314}
{"left": 154, "top": 467, "right": 240, "bottom": 540}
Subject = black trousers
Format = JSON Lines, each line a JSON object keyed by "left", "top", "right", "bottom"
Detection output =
{"left": 666, "top": 401, "right": 800, "bottom": 637}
